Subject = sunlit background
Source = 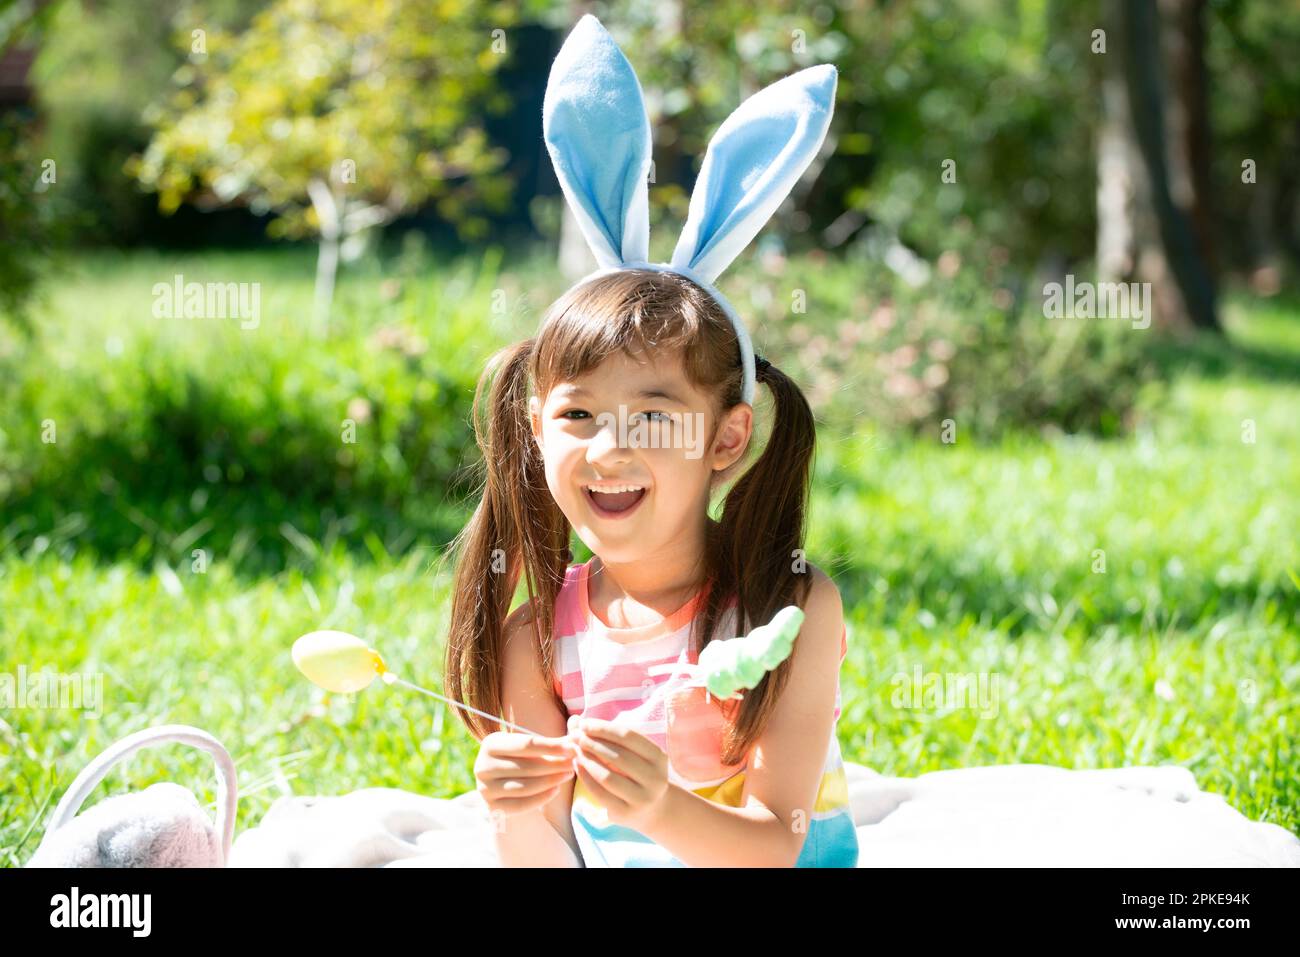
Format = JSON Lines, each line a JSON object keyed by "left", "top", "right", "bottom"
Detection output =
{"left": 1, "top": 0, "right": 1296, "bottom": 865}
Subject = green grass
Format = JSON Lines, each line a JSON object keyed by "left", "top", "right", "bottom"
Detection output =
{"left": 0, "top": 244, "right": 550, "bottom": 575}
{"left": 1, "top": 254, "right": 1297, "bottom": 865}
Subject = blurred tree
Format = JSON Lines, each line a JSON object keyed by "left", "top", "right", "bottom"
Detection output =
{"left": 594, "top": 0, "right": 1293, "bottom": 308}
{"left": 603, "top": 0, "right": 1102, "bottom": 281}
{"left": 0, "top": 0, "right": 68, "bottom": 338}
{"left": 0, "top": 118, "right": 55, "bottom": 338}
{"left": 1207, "top": 0, "right": 1300, "bottom": 287}
{"left": 1099, "top": 0, "right": 1219, "bottom": 331}
{"left": 592, "top": 0, "right": 855, "bottom": 267}
{"left": 17, "top": 0, "right": 1295, "bottom": 311}
{"left": 28, "top": 0, "right": 264, "bottom": 245}
{"left": 130, "top": 0, "right": 523, "bottom": 328}
{"left": 1161, "top": 0, "right": 1216, "bottom": 277}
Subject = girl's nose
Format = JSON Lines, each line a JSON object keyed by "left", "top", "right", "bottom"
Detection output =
{"left": 587, "top": 423, "right": 632, "bottom": 466}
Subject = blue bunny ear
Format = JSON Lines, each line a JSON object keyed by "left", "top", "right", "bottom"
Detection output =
{"left": 542, "top": 15, "right": 652, "bottom": 269}
{"left": 671, "top": 64, "right": 838, "bottom": 283}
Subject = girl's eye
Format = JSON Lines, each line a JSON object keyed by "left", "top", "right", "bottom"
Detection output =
{"left": 560, "top": 409, "right": 672, "bottom": 423}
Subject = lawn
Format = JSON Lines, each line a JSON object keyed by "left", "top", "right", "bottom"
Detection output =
{"left": 1, "top": 248, "right": 1296, "bottom": 866}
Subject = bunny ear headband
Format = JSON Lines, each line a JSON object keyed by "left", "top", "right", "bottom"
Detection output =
{"left": 542, "top": 14, "right": 838, "bottom": 406}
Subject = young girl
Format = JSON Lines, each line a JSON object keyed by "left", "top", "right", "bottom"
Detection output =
{"left": 445, "top": 266, "right": 859, "bottom": 867}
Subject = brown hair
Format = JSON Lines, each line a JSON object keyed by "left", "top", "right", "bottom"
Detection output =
{"left": 441, "top": 267, "right": 817, "bottom": 766}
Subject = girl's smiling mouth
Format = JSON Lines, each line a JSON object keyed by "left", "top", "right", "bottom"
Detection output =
{"left": 583, "top": 483, "right": 648, "bottom": 519}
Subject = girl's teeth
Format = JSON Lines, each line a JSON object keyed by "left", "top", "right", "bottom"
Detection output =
{"left": 585, "top": 484, "right": 648, "bottom": 514}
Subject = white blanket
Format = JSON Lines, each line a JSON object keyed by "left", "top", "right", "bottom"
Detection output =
{"left": 227, "top": 761, "right": 1300, "bottom": 867}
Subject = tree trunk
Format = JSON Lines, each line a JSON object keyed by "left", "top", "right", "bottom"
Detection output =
{"left": 308, "top": 178, "right": 342, "bottom": 333}
{"left": 1158, "top": 0, "right": 1216, "bottom": 276}
{"left": 314, "top": 233, "right": 339, "bottom": 332}
{"left": 1101, "top": 0, "right": 1219, "bottom": 332}
{"left": 1097, "top": 62, "right": 1138, "bottom": 282}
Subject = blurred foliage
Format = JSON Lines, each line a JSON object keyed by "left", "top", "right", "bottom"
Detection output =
{"left": 28, "top": 0, "right": 265, "bottom": 243}
{"left": 128, "top": 0, "right": 525, "bottom": 244}
{"left": 0, "top": 116, "right": 69, "bottom": 337}
{"left": 1206, "top": 0, "right": 1300, "bottom": 269}
{"left": 605, "top": 0, "right": 1101, "bottom": 269}
{"left": 0, "top": 243, "right": 1165, "bottom": 587}
{"left": 595, "top": 0, "right": 1299, "bottom": 284}
{"left": 725, "top": 231, "right": 1155, "bottom": 440}
{"left": 3, "top": 0, "right": 1294, "bottom": 437}
{"left": 0, "top": 245, "right": 532, "bottom": 575}
{"left": 17, "top": 0, "right": 1300, "bottom": 280}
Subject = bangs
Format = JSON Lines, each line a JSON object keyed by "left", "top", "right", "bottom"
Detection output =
{"left": 532, "top": 269, "right": 736, "bottom": 400}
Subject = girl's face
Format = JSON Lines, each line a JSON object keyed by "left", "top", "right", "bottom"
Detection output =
{"left": 529, "top": 347, "right": 752, "bottom": 565}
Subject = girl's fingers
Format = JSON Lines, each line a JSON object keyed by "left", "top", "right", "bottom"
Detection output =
{"left": 525, "top": 734, "right": 582, "bottom": 755}
{"left": 494, "top": 733, "right": 579, "bottom": 758}
{"left": 494, "top": 785, "right": 563, "bottom": 816}
{"left": 576, "top": 753, "right": 636, "bottom": 804}
{"left": 486, "top": 751, "right": 576, "bottom": 776}
{"left": 574, "top": 719, "right": 659, "bottom": 763}
{"left": 574, "top": 757, "right": 621, "bottom": 811}
{"left": 491, "top": 733, "right": 579, "bottom": 764}
{"left": 574, "top": 731, "right": 657, "bottom": 781}
{"left": 575, "top": 732, "right": 620, "bottom": 761}
{"left": 490, "top": 766, "right": 574, "bottom": 798}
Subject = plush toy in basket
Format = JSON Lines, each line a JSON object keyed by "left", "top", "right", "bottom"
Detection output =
{"left": 25, "top": 724, "right": 237, "bottom": 868}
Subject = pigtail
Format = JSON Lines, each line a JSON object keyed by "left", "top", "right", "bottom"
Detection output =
{"left": 442, "top": 338, "right": 571, "bottom": 741}
{"left": 696, "top": 357, "right": 819, "bottom": 766}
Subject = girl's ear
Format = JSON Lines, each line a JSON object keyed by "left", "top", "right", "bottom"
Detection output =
{"left": 529, "top": 395, "right": 543, "bottom": 449}
{"left": 709, "top": 403, "right": 754, "bottom": 474}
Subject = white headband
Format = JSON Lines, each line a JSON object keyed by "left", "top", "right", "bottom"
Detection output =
{"left": 542, "top": 15, "right": 837, "bottom": 408}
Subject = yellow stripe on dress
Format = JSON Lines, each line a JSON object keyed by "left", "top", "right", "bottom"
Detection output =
{"left": 689, "top": 765, "right": 850, "bottom": 814}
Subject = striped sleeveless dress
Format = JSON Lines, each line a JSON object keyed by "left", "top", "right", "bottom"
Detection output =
{"left": 551, "top": 558, "right": 859, "bottom": 867}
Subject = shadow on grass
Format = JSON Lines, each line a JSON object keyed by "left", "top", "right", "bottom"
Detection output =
{"left": 1144, "top": 292, "right": 1300, "bottom": 385}
{"left": 0, "top": 359, "right": 482, "bottom": 578}
{"left": 2, "top": 486, "right": 475, "bottom": 579}
{"left": 1147, "top": 335, "right": 1300, "bottom": 385}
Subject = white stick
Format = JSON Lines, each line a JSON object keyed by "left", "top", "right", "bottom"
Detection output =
{"left": 381, "top": 673, "right": 549, "bottom": 738}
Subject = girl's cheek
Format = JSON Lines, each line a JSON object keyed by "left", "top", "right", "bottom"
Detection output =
{"left": 552, "top": 438, "right": 588, "bottom": 466}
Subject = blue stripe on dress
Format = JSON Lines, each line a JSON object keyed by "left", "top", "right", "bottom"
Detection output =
{"left": 571, "top": 795, "right": 859, "bottom": 867}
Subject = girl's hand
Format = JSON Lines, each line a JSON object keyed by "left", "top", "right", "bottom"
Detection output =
{"left": 568, "top": 716, "right": 670, "bottom": 833}
{"left": 474, "top": 731, "right": 579, "bottom": 818}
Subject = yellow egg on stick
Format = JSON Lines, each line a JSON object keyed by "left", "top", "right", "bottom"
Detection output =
{"left": 291, "top": 630, "right": 388, "bottom": 693}
{"left": 291, "top": 630, "right": 546, "bottom": 736}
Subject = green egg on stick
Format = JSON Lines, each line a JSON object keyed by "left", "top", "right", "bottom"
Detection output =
{"left": 697, "top": 605, "right": 805, "bottom": 699}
